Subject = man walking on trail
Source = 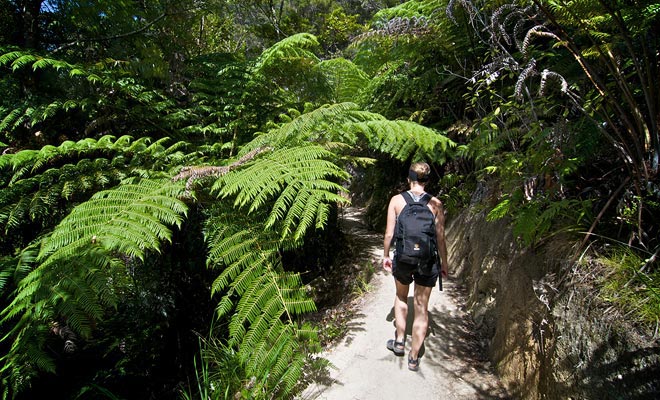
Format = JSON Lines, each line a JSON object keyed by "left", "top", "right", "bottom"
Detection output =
{"left": 382, "top": 162, "right": 449, "bottom": 372}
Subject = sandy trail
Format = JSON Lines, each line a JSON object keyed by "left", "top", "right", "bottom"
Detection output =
{"left": 300, "top": 207, "right": 509, "bottom": 400}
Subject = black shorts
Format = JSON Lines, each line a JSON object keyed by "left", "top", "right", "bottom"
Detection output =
{"left": 392, "top": 258, "right": 439, "bottom": 287}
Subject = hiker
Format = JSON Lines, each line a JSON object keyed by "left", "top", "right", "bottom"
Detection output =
{"left": 382, "top": 162, "right": 449, "bottom": 371}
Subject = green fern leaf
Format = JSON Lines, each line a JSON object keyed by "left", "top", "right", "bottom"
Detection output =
{"left": 204, "top": 205, "right": 319, "bottom": 397}
{"left": 0, "top": 179, "right": 188, "bottom": 386}
{"left": 317, "top": 58, "right": 370, "bottom": 102}
{"left": 513, "top": 204, "right": 541, "bottom": 246}
{"left": 213, "top": 145, "right": 349, "bottom": 241}
{"left": 0, "top": 107, "right": 28, "bottom": 134}
{"left": 487, "top": 198, "right": 512, "bottom": 221}
{"left": 38, "top": 178, "right": 187, "bottom": 264}
{"left": 240, "top": 103, "right": 454, "bottom": 166}
{"left": 242, "top": 103, "right": 367, "bottom": 151}
{"left": 254, "top": 33, "right": 320, "bottom": 74}
{"left": 0, "top": 257, "right": 14, "bottom": 294}
{"left": 349, "top": 119, "right": 456, "bottom": 162}
{"left": 0, "top": 51, "right": 23, "bottom": 66}
{"left": 10, "top": 54, "right": 39, "bottom": 71}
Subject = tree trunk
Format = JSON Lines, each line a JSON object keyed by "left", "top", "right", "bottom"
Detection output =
{"left": 16, "top": 0, "right": 44, "bottom": 49}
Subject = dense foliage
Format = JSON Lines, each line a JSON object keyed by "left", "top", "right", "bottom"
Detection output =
{"left": 0, "top": 0, "right": 657, "bottom": 398}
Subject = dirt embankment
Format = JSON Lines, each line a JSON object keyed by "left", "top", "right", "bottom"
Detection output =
{"left": 448, "top": 204, "right": 660, "bottom": 399}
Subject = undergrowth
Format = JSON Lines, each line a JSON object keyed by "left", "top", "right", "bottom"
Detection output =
{"left": 307, "top": 258, "right": 377, "bottom": 347}
{"left": 598, "top": 246, "right": 660, "bottom": 334}
{"left": 179, "top": 337, "right": 252, "bottom": 400}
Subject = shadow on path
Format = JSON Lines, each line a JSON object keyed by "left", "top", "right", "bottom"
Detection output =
{"left": 300, "top": 207, "right": 510, "bottom": 400}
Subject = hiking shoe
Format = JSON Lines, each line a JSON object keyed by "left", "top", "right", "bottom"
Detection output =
{"left": 408, "top": 354, "right": 419, "bottom": 372}
{"left": 386, "top": 339, "right": 405, "bottom": 356}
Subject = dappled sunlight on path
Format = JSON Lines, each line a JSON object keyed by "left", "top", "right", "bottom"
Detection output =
{"left": 299, "top": 207, "right": 509, "bottom": 400}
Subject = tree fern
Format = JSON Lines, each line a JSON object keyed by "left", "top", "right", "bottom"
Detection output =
{"left": 0, "top": 105, "right": 31, "bottom": 135}
{"left": 0, "top": 248, "right": 110, "bottom": 388}
{"left": 253, "top": 33, "right": 320, "bottom": 74}
{"left": 241, "top": 102, "right": 374, "bottom": 151}
{"left": 212, "top": 145, "right": 349, "bottom": 241}
{"left": 250, "top": 33, "right": 333, "bottom": 111}
{"left": 1, "top": 26, "right": 463, "bottom": 396}
{"left": 240, "top": 102, "right": 455, "bottom": 164}
{"left": 317, "top": 58, "right": 370, "bottom": 103}
{"left": 373, "top": 0, "right": 444, "bottom": 20}
{"left": 0, "top": 178, "right": 188, "bottom": 389}
{"left": 38, "top": 178, "right": 187, "bottom": 262}
{"left": 174, "top": 54, "right": 252, "bottom": 149}
{"left": 204, "top": 206, "right": 318, "bottom": 398}
{"left": 194, "top": 96, "right": 456, "bottom": 397}
{"left": 350, "top": 119, "right": 455, "bottom": 163}
{"left": 198, "top": 115, "right": 369, "bottom": 397}
{"left": 0, "top": 49, "right": 188, "bottom": 146}
{"left": 0, "top": 136, "right": 192, "bottom": 248}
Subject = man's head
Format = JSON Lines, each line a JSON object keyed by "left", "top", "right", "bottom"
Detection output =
{"left": 408, "top": 162, "right": 430, "bottom": 184}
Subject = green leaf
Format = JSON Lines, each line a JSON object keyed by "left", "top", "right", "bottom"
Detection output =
{"left": 39, "top": 179, "right": 187, "bottom": 263}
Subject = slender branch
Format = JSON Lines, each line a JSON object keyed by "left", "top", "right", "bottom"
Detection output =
{"left": 52, "top": 13, "right": 168, "bottom": 54}
{"left": 532, "top": 0, "right": 648, "bottom": 180}
{"left": 577, "top": 176, "right": 631, "bottom": 253}
{"left": 557, "top": 0, "right": 648, "bottom": 174}
{"left": 600, "top": 0, "right": 658, "bottom": 161}
{"left": 172, "top": 146, "right": 272, "bottom": 192}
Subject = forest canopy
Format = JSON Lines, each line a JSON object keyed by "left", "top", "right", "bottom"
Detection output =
{"left": 0, "top": 0, "right": 658, "bottom": 398}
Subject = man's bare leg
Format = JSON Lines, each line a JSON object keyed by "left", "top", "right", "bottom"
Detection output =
{"left": 393, "top": 280, "right": 410, "bottom": 344}
{"left": 410, "top": 284, "right": 433, "bottom": 360}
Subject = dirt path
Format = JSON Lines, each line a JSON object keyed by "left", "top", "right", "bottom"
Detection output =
{"left": 300, "top": 207, "right": 509, "bottom": 400}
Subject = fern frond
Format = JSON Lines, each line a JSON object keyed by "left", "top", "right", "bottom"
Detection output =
{"left": 38, "top": 178, "right": 187, "bottom": 264}
{"left": 0, "top": 178, "right": 188, "bottom": 387}
{"left": 229, "top": 274, "right": 279, "bottom": 344}
{"left": 0, "top": 158, "right": 123, "bottom": 234}
{"left": 253, "top": 33, "right": 320, "bottom": 74}
{"left": 0, "top": 106, "right": 30, "bottom": 134}
{"left": 522, "top": 26, "right": 561, "bottom": 59}
{"left": 349, "top": 119, "right": 455, "bottom": 163}
{"left": 276, "top": 349, "right": 307, "bottom": 394}
{"left": 230, "top": 267, "right": 313, "bottom": 397}
{"left": 212, "top": 145, "right": 349, "bottom": 241}
{"left": 204, "top": 204, "right": 318, "bottom": 398}
{"left": 244, "top": 319, "right": 291, "bottom": 372}
{"left": 244, "top": 103, "right": 450, "bottom": 163}
{"left": 0, "top": 257, "right": 14, "bottom": 294}
{"left": 0, "top": 136, "right": 195, "bottom": 242}
{"left": 0, "top": 51, "right": 23, "bottom": 66}
{"left": 242, "top": 103, "right": 363, "bottom": 151}
{"left": 207, "top": 227, "right": 279, "bottom": 295}
{"left": 9, "top": 54, "right": 39, "bottom": 71}
{"left": 278, "top": 186, "right": 342, "bottom": 241}
{"left": 317, "top": 58, "right": 370, "bottom": 103}
{"left": 2, "top": 135, "right": 121, "bottom": 181}
{"left": 0, "top": 249, "right": 122, "bottom": 389}
{"left": 375, "top": 0, "right": 444, "bottom": 20}
{"left": 487, "top": 198, "right": 512, "bottom": 221}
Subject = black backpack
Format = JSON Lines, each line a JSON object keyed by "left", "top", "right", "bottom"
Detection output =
{"left": 394, "top": 191, "right": 437, "bottom": 268}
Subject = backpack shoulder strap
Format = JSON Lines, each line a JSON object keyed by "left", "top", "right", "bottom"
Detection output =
{"left": 402, "top": 191, "right": 431, "bottom": 206}
{"left": 401, "top": 191, "right": 414, "bottom": 205}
